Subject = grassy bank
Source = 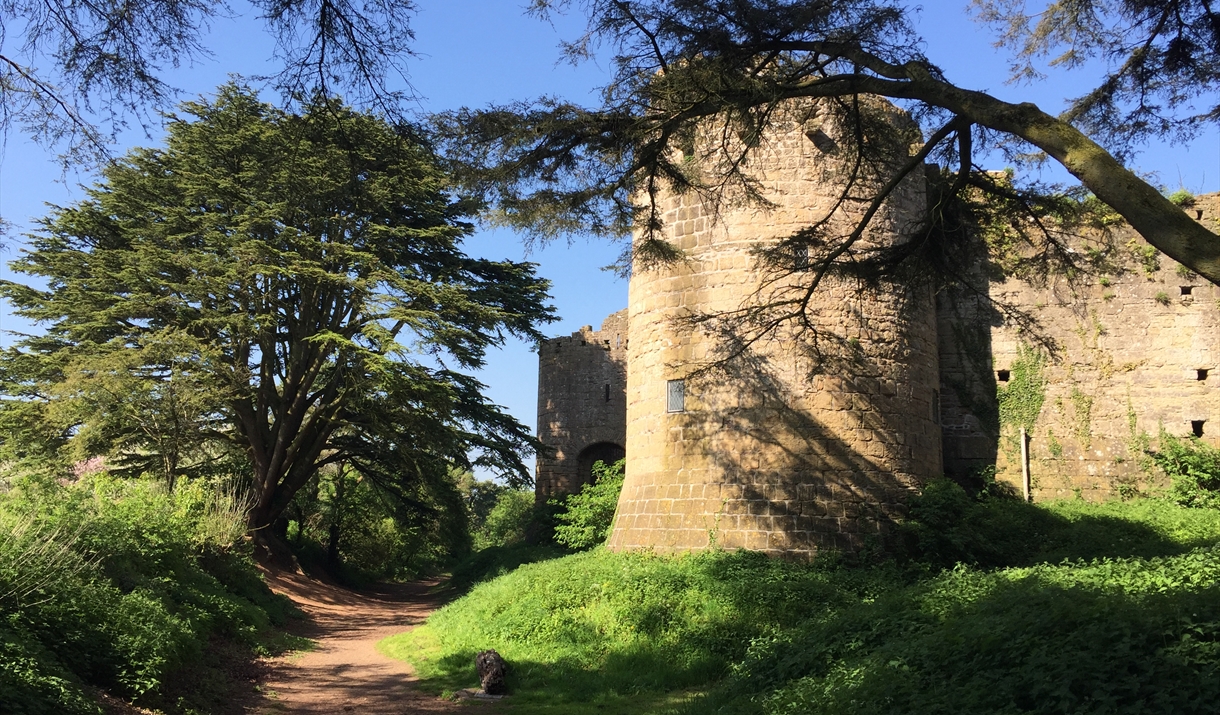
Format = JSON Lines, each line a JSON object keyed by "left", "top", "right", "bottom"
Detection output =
{"left": 381, "top": 490, "right": 1220, "bottom": 714}
{"left": 0, "top": 474, "right": 300, "bottom": 714}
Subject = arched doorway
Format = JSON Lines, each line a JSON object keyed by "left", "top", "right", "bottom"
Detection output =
{"left": 576, "top": 442, "right": 625, "bottom": 485}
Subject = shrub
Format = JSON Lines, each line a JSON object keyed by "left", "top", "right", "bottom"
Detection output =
{"left": 896, "top": 478, "right": 1220, "bottom": 569}
{"left": 287, "top": 465, "right": 472, "bottom": 584}
{"left": 552, "top": 459, "right": 625, "bottom": 549}
{"left": 1149, "top": 429, "right": 1220, "bottom": 508}
{"left": 473, "top": 489, "right": 535, "bottom": 550}
{"left": 728, "top": 547, "right": 1220, "bottom": 715}
{"left": 0, "top": 626, "right": 100, "bottom": 715}
{"left": 0, "top": 474, "right": 293, "bottom": 712}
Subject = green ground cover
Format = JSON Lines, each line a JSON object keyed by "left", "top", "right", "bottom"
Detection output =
{"left": 381, "top": 487, "right": 1220, "bottom": 715}
{"left": 0, "top": 475, "right": 301, "bottom": 715}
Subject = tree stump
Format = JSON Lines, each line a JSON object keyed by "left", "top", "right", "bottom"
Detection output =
{"left": 475, "top": 649, "right": 508, "bottom": 695}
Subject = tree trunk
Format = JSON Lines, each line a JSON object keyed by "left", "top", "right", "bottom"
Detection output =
{"left": 325, "top": 470, "right": 347, "bottom": 572}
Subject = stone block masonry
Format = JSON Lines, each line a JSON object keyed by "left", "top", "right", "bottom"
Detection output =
{"left": 537, "top": 95, "right": 1220, "bottom": 555}
{"left": 939, "top": 196, "right": 1220, "bottom": 500}
{"left": 535, "top": 310, "right": 628, "bottom": 499}
{"left": 605, "top": 100, "right": 942, "bottom": 557}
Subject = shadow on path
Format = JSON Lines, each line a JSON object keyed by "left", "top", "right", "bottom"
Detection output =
{"left": 252, "top": 570, "right": 478, "bottom": 715}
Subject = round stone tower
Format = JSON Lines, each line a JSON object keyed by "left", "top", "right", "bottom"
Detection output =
{"left": 607, "top": 100, "right": 942, "bottom": 555}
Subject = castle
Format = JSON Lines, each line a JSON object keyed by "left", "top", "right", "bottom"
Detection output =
{"left": 535, "top": 100, "right": 1220, "bottom": 557}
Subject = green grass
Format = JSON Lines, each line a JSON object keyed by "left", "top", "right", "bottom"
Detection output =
{"left": 446, "top": 543, "right": 570, "bottom": 593}
{"left": 381, "top": 547, "right": 887, "bottom": 714}
{"left": 381, "top": 492, "right": 1220, "bottom": 715}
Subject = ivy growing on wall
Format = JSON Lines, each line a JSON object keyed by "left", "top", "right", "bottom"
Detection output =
{"left": 998, "top": 344, "right": 1048, "bottom": 458}
{"left": 1070, "top": 387, "right": 1095, "bottom": 448}
{"left": 1126, "top": 237, "right": 1161, "bottom": 276}
{"left": 1046, "top": 429, "right": 1064, "bottom": 458}
{"left": 998, "top": 344, "right": 1048, "bottom": 433}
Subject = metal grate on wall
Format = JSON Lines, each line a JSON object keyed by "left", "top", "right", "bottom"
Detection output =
{"left": 666, "top": 379, "right": 685, "bottom": 413}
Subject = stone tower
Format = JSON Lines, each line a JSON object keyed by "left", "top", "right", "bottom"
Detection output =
{"left": 535, "top": 310, "right": 629, "bottom": 499}
{"left": 605, "top": 101, "right": 943, "bottom": 555}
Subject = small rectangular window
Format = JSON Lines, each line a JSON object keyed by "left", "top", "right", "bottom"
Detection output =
{"left": 997, "top": 369, "right": 1011, "bottom": 382}
{"left": 1198, "top": 369, "right": 1209, "bottom": 381}
{"left": 1181, "top": 286, "right": 1194, "bottom": 296}
{"left": 604, "top": 383, "right": 611, "bottom": 402}
{"left": 666, "top": 379, "right": 685, "bottom": 413}
{"left": 1192, "top": 420, "right": 1206, "bottom": 438}
{"left": 932, "top": 389, "right": 941, "bottom": 424}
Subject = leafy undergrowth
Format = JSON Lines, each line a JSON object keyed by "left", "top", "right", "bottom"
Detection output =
{"left": 0, "top": 474, "right": 303, "bottom": 715}
{"left": 446, "top": 543, "right": 570, "bottom": 593}
{"left": 381, "top": 488, "right": 1220, "bottom": 715}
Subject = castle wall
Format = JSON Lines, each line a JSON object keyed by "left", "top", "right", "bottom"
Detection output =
{"left": 535, "top": 310, "right": 629, "bottom": 499}
{"left": 537, "top": 117, "right": 1220, "bottom": 554}
{"left": 939, "top": 198, "right": 1220, "bottom": 499}
{"left": 607, "top": 102, "right": 943, "bottom": 556}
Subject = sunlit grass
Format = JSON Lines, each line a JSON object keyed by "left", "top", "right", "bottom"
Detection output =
{"left": 382, "top": 495, "right": 1220, "bottom": 715}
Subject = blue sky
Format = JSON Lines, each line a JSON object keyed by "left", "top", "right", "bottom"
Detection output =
{"left": 2, "top": 0, "right": 1217, "bottom": 479}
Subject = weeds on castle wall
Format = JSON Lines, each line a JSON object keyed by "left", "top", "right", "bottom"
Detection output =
{"left": 997, "top": 344, "right": 1048, "bottom": 459}
{"left": 1046, "top": 430, "right": 1064, "bottom": 458}
{"left": 1167, "top": 188, "right": 1196, "bottom": 207}
{"left": 1124, "top": 396, "right": 1155, "bottom": 475}
{"left": 1127, "top": 238, "right": 1161, "bottom": 276}
{"left": 1069, "top": 387, "right": 1095, "bottom": 449}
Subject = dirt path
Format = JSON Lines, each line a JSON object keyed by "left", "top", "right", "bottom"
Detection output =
{"left": 251, "top": 569, "right": 468, "bottom": 715}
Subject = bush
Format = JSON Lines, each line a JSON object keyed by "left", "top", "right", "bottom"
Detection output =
{"left": 1149, "top": 429, "right": 1220, "bottom": 508}
{"left": 0, "top": 474, "right": 294, "bottom": 713}
{"left": 286, "top": 465, "right": 471, "bottom": 584}
{"left": 473, "top": 488, "right": 535, "bottom": 550}
{"left": 730, "top": 548, "right": 1220, "bottom": 715}
{"left": 894, "top": 478, "right": 1220, "bottom": 570}
{"left": 552, "top": 459, "right": 625, "bottom": 550}
{"left": 0, "top": 626, "right": 100, "bottom": 715}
